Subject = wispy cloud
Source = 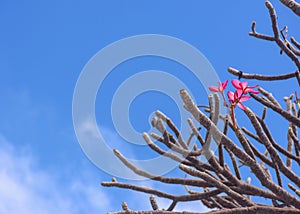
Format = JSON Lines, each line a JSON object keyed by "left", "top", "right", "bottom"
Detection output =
{"left": 76, "top": 118, "right": 147, "bottom": 180}
{"left": 0, "top": 134, "right": 111, "bottom": 214}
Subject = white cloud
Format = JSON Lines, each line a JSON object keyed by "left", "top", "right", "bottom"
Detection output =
{"left": 0, "top": 135, "right": 111, "bottom": 214}
{"left": 0, "top": 128, "right": 212, "bottom": 214}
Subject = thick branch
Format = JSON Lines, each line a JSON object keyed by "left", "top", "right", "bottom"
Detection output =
{"left": 227, "top": 67, "right": 298, "bottom": 82}
{"left": 112, "top": 149, "right": 225, "bottom": 188}
{"left": 251, "top": 93, "right": 300, "bottom": 127}
{"left": 280, "top": 0, "right": 300, "bottom": 17}
{"left": 101, "top": 181, "right": 221, "bottom": 202}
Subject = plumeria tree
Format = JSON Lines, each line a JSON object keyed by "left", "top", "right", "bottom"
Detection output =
{"left": 101, "top": 1, "right": 300, "bottom": 213}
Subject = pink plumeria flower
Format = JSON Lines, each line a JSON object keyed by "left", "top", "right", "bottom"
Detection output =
{"left": 231, "top": 80, "right": 259, "bottom": 94}
{"left": 209, "top": 80, "right": 228, "bottom": 93}
{"left": 227, "top": 90, "right": 251, "bottom": 110}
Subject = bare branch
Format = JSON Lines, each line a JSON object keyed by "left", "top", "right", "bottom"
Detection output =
{"left": 291, "top": 36, "right": 300, "bottom": 49}
{"left": 250, "top": 93, "right": 300, "bottom": 127}
{"left": 244, "top": 108, "right": 300, "bottom": 188}
{"left": 149, "top": 196, "right": 159, "bottom": 211}
{"left": 280, "top": 0, "right": 300, "bottom": 17}
{"left": 112, "top": 148, "right": 220, "bottom": 188}
{"left": 101, "top": 181, "right": 222, "bottom": 202}
{"left": 241, "top": 1, "right": 300, "bottom": 85}
{"left": 179, "top": 164, "right": 255, "bottom": 207}
{"left": 257, "top": 87, "right": 281, "bottom": 108}
{"left": 228, "top": 67, "right": 298, "bottom": 82}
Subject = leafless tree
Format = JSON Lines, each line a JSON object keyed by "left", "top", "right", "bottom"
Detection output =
{"left": 101, "top": 1, "right": 300, "bottom": 213}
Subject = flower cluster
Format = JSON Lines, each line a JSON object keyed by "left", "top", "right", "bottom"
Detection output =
{"left": 227, "top": 80, "right": 259, "bottom": 110}
{"left": 209, "top": 79, "right": 259, "bottom": 128}
{"left": 209, "top": 79, "right": 259, "bottom": 110}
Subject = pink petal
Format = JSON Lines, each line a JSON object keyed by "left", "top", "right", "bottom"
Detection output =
{"left": 231, "top": 80, "right": 241, "bottom": 89}
{"left": 209, "top": 86, "right": 219, "bottom": 92}
{"left": 221, "top": 80, "right": 228, "bottom": 91}
{"left": 234, "top": 90, "right": 243, "bottom": 100}
{"left": 239, "top": 96, "right": 251, "bottom": 102}
{"left": 237, "top": 102, "right": 246, "bottom": 110}
{"left": 239, "top": 81, "right": 248, "bottom": 90}
{"left": 227, "top": 91, "right": 235, "bottom": 102}
{"left": 248, "top": 89, "right": 260, "bottom": 94}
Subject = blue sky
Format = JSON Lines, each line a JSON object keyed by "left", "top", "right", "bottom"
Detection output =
{"left": 0, "top": 1, "right": 299, "bottom": 213}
